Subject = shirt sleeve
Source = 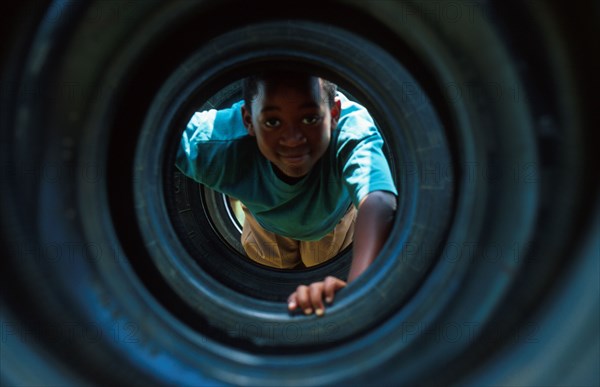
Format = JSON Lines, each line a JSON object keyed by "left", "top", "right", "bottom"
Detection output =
{"left": 175, "top": 109, "right": 218, "bottom": 183}
{"left": 336, "top": 96, "right": 398, "bottom": 208}
{"left": 174, "top": 101, "right": 246, "bottom": 186}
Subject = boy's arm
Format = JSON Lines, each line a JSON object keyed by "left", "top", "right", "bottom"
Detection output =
{"left": 347, "top": 190, "right": 397, "bottom": 281}
{"left": 287, "top": 190, "right": 397, "bottom": 316}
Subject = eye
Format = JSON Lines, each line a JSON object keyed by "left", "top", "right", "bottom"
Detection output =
{"left": 264, "top": 118, "right": 281, "bottom": 128}
{"left": 302, "top": 115, "right": 321, "bottom": 125}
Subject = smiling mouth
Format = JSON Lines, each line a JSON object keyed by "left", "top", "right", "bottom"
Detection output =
{"left": 280, "top": 153, "right": 309, "bottom": 165}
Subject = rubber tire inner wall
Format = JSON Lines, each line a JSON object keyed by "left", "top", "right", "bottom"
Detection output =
{"left": 1, "top": 1, "right": 597, "bottom": 386}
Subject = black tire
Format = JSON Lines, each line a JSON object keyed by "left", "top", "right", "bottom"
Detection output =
{"left": 1, "top": 1, "right": 598, "bottom": 386}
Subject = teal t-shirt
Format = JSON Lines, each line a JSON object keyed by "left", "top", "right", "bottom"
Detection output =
{"left": 175, "top": 92, "right": 397, "bottom": 241}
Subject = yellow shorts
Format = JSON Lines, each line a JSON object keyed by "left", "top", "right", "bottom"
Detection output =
{"left": 241, "top": 205, "right": 356, "bottom": 269}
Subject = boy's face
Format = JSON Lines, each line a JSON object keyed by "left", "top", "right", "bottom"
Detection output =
{"left": 242, "top": 76, "right": 341, "bottom": 182}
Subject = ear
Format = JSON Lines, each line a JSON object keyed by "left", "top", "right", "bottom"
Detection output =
{"left": 330, "top": 97, "right": 342, "bottom": 129}
{"left": 241, "top": 105, "right": 255, "bottom": 136}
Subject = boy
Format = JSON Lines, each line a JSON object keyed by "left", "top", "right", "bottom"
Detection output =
{"left": 176, "top": 71, "right": 397, "bottom": 316}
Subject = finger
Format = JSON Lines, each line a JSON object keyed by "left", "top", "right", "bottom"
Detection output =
{"left": 295, "top": 285, "right": 312, "bottom": 315}
{"left": 309, "top": 283, "right": 325, "bottom": 316}
{"left": 287, "top": 293, "right": 298, "bottom": 311}
{"left": 324, "top": 276, "right": 346, "bottom": 304}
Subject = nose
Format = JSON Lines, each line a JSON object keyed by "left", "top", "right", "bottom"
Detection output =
{"left": 279, "top": 125, "right": 307, "bottom": 147}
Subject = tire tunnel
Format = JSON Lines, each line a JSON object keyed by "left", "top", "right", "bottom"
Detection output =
{"left": 1, "top": 1, "right": 598, "bottom": 385}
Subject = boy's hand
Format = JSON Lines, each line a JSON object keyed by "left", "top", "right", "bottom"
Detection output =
{"left": 287, "top": 276, "right": 346, "bottom": 316}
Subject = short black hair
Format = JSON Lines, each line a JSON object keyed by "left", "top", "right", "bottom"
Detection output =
{"left": 242, "top": 71, "right": 337, "bottom": 114}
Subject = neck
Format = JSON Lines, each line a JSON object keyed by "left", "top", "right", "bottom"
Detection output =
{"left": 271, "top": 163, "right": 304, "bottom": 185}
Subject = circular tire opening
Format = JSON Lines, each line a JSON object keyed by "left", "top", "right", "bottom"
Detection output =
{"left": 131, "top": 21, "right": 453, "bottom": 348}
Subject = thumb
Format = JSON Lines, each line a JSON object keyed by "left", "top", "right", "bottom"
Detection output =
{"left": 324, "top": 276, "right": 346, "bottom": 304}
